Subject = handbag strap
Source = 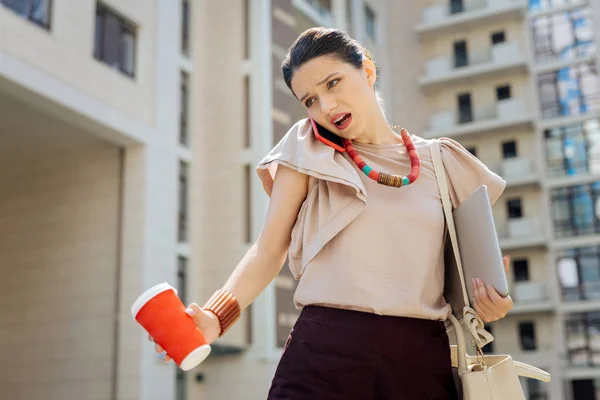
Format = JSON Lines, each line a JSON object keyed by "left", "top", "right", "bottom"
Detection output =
{"left": 429, "top": 140, "right": 469, "bottom": 306}
{"left": 429, "top": 140, "right": 493, "bottom": 350}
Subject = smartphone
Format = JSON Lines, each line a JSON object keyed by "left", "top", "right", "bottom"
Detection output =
{"left": 309, "top": 118, "right": 346, "bottom": 152}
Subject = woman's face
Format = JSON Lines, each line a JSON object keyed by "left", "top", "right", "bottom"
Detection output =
{"left": 290, "top": 54, "right": 378, "bottom": 140}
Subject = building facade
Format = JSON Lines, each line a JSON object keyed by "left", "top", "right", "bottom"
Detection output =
{"left": 390, "top": 0, "right": 600, "bottom": 399}
{"left": 4, "top": 0, "right": 600, "bottom": 399}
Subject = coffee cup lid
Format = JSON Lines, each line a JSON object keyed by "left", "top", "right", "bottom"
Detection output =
{"left": 131, "top": 282, "right": 178, "bottom": 318}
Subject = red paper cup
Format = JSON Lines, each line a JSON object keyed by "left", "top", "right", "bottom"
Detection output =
{"left": 131, "top": 282, "right": 211, "bottom": 371}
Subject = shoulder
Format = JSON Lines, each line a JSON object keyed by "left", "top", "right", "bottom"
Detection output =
{"left": 412, "top": 135, "right": 506, "bottom": 207}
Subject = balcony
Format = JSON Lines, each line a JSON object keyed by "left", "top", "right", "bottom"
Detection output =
{"left": 501, "top": 157, "right": 540, "bottom": 187}
{"left": 417, "top": 0, "right": 526, "bottom": 38}
{"left": 498, "top": 217, "right": 548, "bottom": 250}
{"left": 423, "top": 98, "right": 533, "bottom": 138}
{"left": 510, "top": 282, "right": 553, "bottom": 313}
{"left": 420, "top": 42, "right": 527, "bottom": 91}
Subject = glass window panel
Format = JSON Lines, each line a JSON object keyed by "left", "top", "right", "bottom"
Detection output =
{"left": 93, "top": 5, "right": 136, "bottom": 78}
{"left": 121, "top": 29, "right": 135, "bottom": 75}
{"left": 552, "top": 182, "right": 600, "bottom": 238}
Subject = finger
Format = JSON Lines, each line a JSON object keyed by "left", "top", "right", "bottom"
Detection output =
{"left": 475, "top": 294, "right": 498, "bottom": 321}
{"left": 155, "top": 343, "right": 164, "bottom": 353}
{"left": 474, "top": 280, "right": 499, "bottom": 319}
{"left": 186, "top": 302, "right": 201, "bottom": 316}
{"left": 486, "top": 284, "right": 513, "bottom": 312}
{"left": 503, "top": 255, "right": 511, "bottom": 274}
{"left": 164, "top": 354, "right": 172, "bottom": 362}
{"left": 474, "top": 302, "right": 493, "bottom": 322}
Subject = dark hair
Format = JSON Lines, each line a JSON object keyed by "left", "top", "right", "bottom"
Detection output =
{"left": 282, "top": 27, "right": 378, "bottom": 95}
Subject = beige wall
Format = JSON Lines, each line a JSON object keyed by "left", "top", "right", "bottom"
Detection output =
{"left": 0, "top": 110, "right": 122, "bottom": 399}
{"left": 0, "top": 0, "right": 157, "bottom": 126}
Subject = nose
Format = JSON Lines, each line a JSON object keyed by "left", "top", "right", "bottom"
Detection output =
{"left": 319, "top": 95, "right": 337, "bottom": 114}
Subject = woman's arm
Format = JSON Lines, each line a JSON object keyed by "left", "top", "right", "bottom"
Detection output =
{"left": 154, "top": 165, "right": 309, "bottom": 355}
{"left": 221, "top": 164, "right": 309, "bottom": 310}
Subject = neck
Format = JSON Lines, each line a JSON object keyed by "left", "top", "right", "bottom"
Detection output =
{"left": 353, "top": 109, "right": 402, "bottom": 145}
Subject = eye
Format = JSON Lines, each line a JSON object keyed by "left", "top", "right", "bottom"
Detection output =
{"left": 327, "top": 79, "right": 339, "bottom": 89}
{"left": 305, "top": 97, "right": 316, "bottom": 107}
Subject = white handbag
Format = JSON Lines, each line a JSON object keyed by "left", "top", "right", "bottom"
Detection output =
{"left": 429, "top": 140, "right": 551, "bottom": 399}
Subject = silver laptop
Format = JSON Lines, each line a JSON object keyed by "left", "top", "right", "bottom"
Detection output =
{"left": 453, "top": 185, "right": 509, "bottom": 302}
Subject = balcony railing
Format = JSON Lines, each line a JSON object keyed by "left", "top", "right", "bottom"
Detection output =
{"left": 424, "top": 42, "right": 524, "bottom": 84}
{"left": 427, "top": 98, "right": 530, "bottom": 137}
{"left": 421, "top": 0, "right": 524, "bottom": 27}
{"left": 498, "top": 217, "right": 547, "bottom": 249}
{"left": 513, "top": 281, "right": 548, "bottom": 302}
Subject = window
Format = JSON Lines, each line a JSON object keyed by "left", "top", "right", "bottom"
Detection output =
{"left": 531, "top": 7, "right": 596, "bottom": 64}
{"left": 454, "top": 40, "right": 468, "bottom": 68}
{"left": 243, "top": 0, "right": 250, "bottom": 60}
{"left": 507, "top": 198, "right": 523, "bottom": 219}
{"left": 537, "top": 62, "right": 600, "bottom": 119}
{"left": 180, "top": 71, "right": 190, "bottom": 146}
{"left": 518, "top": 322, "right": 537, "bottom": 351}
{"left": 1, "top": 0, "right": 51, "bottom": 28}
{"left": 566, "top": 312, "right": 600, "bottom": 367}
{"left": 244, "top": 164, "right": 252, "bottom": 243}
{"left": 365, "top": 5, "right": 376, "bottom": 42}
{"left": 496, "top": 85, "right": 511, "bottom": 101}
{"left": 491, "top": 31, "right": 506, "bottom": 45}
{"left": 466, "top": 147, "right": 477, "bottom": 157}
{"left": 178, "top": 161, "right": 189, "bottom": 243}
{"left": 527, "top": 379, "right": 548, "bottom": 400}
{"left": 513, "top": 259, "right": 530, "bottom": 282}
{"left": 572, "top": 380, "right": 597, "bottom": 400}
{"left": 457, "top": 93, "right": 473, "bottom": 124}
{"left": 243, "top": 76, "right": 251, "bottom": 148}
{"left": 529, "top": 0, "right": 589, "bottom": 12}
{"left": 551, "top": 182, "right": 600, "bottom": 238}
{"left": 176, "top": 256, "right": 188, "bottom": 400}
{"left": 544, "top": 119, "right": 600, "bottom": 178}
{"left": 94, "top": 4, "right": 136, "bottom": 77}
{"left": 181, "top": 0, "right": 190, "bottom": 56}
{"left": 558, "top": 246, "right": 600, "bottom": 301}
{"left": 450, "top": 0, "right": 464, "bottom": 14}
{"left": 502, "top": 140, "right": 517, "bottom": 159}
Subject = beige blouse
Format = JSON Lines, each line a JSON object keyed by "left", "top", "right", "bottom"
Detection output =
{"left": 257, "top": 119, "right": 506, "bottom": 321}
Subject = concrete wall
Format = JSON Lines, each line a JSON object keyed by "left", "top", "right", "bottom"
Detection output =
{"left": 0, "top": 135, "right": 121, "bottom": 399}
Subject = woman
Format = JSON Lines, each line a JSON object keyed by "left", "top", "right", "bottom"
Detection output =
{"left": 152, "top": 27, "right": 514, "bottom": 399}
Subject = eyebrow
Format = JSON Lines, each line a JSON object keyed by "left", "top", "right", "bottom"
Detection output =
{"left": 299, "top": 72, "right": 340, "bottom": 103}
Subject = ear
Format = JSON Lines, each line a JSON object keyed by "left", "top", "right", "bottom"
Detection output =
{"left": 362, "top": 59, "right": 377, "bottom": 88}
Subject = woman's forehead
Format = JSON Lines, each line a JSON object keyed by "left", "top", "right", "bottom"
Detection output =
{"left": 291, "top": 55, "right": 353, "bottom": 93}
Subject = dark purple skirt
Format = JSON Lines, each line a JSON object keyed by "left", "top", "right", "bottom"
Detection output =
{"left": 268, "top": 305, "right": 459, "bottom": 400}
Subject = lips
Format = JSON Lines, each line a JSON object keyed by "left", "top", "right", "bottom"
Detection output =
{"left": 330, "top": 113, "right": 352, "bottom": 130}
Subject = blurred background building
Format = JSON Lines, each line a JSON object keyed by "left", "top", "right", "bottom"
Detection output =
{"left": 1, "top": 0, "right": 600, "bottom": 399}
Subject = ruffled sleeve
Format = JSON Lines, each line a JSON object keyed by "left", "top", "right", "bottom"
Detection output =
{"left": 256, "top": 118, "right": 366, "bottom": 200}
{"left": 440, "top": 137, "right": 506, "bottom": 209}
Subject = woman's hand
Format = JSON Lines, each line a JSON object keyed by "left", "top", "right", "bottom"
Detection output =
{"left": 148, "top": 303, "right": 221, "bottom": 362}
{"left": 472, "top": 255, "right": 514, "bottom": 323}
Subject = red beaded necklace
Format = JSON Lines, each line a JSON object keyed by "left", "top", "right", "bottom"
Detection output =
{"left": 343, "top": 127, "right": 420, "bottom": 188}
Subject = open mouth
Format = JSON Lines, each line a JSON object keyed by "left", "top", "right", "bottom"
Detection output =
{"left": 331, "top": 113, "right": 352, "bottom": 130}
{"left": 334, "top": 113, "right": 351, "bottom": 126}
